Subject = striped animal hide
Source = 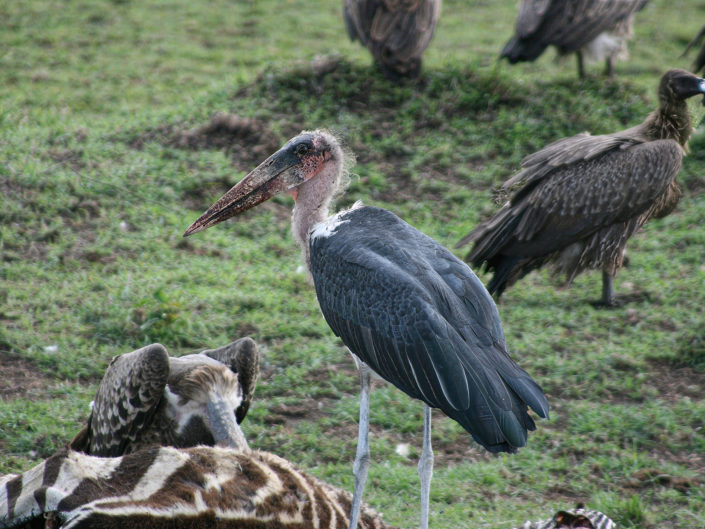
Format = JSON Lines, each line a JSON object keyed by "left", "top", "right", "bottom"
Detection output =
{"left": 0, "top": 446, "right": 392, "bottom": 529}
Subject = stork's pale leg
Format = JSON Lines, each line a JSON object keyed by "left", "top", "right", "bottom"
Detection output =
{"left": 601, "top": 271, "right": 616, "bottom": 306}
{"left": 349, "top": 363, "right": 372, "bottom": 529}
{"left": 418, "top": 404, "right": 434, "bottom": 529}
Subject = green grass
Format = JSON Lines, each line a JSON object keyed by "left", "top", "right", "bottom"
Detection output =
{"left": 1, "top": 0, "right": 704, "bottom": 527}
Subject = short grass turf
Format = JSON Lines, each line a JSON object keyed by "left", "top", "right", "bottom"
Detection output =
{"left": 1, "top": 0, "right": 704, "bottom": 528}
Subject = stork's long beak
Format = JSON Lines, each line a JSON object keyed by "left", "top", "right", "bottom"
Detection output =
{"left": 183, "top": 146, "right": 302, "bottom": 237}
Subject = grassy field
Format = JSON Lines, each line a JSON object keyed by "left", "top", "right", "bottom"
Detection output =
{"left": 1, "top": 0, "right": 704, "bottom": 527}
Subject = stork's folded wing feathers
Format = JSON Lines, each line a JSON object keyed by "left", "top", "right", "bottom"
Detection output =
{"left": 310, "top": 207, "right": 548, "bottom": 453}
{"left": 87, "top": 344, "right": 170, "bottom": 457}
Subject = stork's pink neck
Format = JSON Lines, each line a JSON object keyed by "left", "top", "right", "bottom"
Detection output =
{"left": 290, "top": 158, "right": 342, "bottom": 268}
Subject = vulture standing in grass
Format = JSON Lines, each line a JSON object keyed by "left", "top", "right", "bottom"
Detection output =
{"left": 457, "top": 69, "right": 705, "bottom": 306}
{"left": 69, "top": 338, "right": 259, "bottom": 456}
{"left": 501, "top": 0, "right": 649, "bottom": 78}
{"left": 682, "top": 25, "right": 705, "bottom": 74}
{"left": 343, "top": 0, "right": 441, "bottom": 79}
{"left": 183, "top": 130, "right": 548, "bottom": 529}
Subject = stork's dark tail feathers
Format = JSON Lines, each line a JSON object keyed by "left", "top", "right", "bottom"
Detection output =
{"left": 444, "top": 355, "right": 549, "bottom": 454}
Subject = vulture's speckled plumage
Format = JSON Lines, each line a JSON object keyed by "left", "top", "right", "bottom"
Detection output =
{"left": 344, "top": 0, "right": 441, "bottom": 79}
{"left": 70, "top": 338, "right": 259, "bottom": 456}
{"left": 457, "top": 69, "right": 705, "bottom": 305}
{"left": 682, "top": 25, "right": 705, "bottom": 74}
{"left": 502, "top": 0, "right": 649, "bottom": 78}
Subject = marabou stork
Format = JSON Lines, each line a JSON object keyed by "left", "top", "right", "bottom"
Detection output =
{"left": 501, "top": 0, "right": 649, "bottom": 78}
{"left": 457, "top": 69, "right": 705, "bottom": 306}
{"left": 184, "top": 131, "right": 549, "bottom": 529}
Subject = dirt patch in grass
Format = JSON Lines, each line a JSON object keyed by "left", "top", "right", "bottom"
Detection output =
{"left": 47, "top": 148, "right": 86, "bottom": 172}
{"left": 0, "top": 352, "right": 53, "bottom": 399}
{"left": 170, "top": 113, "right": 281, "bottom": 168}
{"left": 643, "top": 359, "right": 704, "bottom": 402}
{"left": 624, "top": 467, "right": 701, "bottom": 493}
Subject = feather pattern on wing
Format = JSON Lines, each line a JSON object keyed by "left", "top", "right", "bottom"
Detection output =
{"left": 84, "top": 344, "right": 170, "bottom": 457}
{"left": 310, "top": 206, "right": 548, "bottom": 453}
{"left": 502, "top": 0, "right": 648, "bottom": 63}
{"left": 72, "top": 340, "right": 259, "bottom": 456}
{"left": 457, "top": 69, "right": 703, "bottom": 298}
{"left": 344, "top": 0, "right": 441, "bottom": 76}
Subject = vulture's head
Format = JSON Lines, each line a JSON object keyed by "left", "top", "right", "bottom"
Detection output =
{"left": 659, "top": 68, "right": 705, "bottom": 106}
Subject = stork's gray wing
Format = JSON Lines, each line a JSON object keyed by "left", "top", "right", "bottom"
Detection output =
{"left": 201, "top": 337, "right": 260, "bottom": 423}
{"left": 87, "top": 344, "right": 169, "bottom": 456}
{"left": 466, "top": 139, "right": 683, "bottom": 261}
{"left": 344, "top": 0, "right": 441, "bottom": 61}
{"left": 310, "top": 206, "right": 548, "bottom": 453}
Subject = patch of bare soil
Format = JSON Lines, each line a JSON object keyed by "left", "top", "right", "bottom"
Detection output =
{"left": 46, "top": 148, "right": 86, "bottom": 172}
{"left": 171, "top": 114, "right": 281, "bottom": 169}
{"left": 624, "top": 467, "right": 701, "bottom": 493}
{"left": 0, "top": 352, "right": 52, "bottom": 399}
{"left": 130, "top": 114, "right": 282, "bottom": 176}
{"left": 643, "top": 359, "right": 704, "bottom": 402}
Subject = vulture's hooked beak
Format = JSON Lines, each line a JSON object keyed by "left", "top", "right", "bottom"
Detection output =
{"left": 183, "top": 145, "right": 304, "bottom": 237}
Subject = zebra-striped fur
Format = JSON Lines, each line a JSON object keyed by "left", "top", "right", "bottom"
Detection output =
{"left": 515, "top": 506, "right": 615, "bottom": 529}
{"left": 0, "top": 445, "right": 615, "bottom": 529}
{"left": 1, "top": 446, "right": 393, "bottom": 529}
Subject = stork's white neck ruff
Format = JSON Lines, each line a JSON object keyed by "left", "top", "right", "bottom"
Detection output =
{"left": 309, "top": 210, "right": 351, "bottom": 240}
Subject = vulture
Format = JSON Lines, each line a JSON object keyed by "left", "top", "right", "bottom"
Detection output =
{"left": 343, "top": 0, "right": 441, "bottom": 79}
{"left": 457, "top": 69, "right": 705, "bottom": 306}
{"left": 69, "top": 338, "right": 259, "bottom": 456}
{"left": 682, "top": 24, "right": 705, "bottom": 74}
{"left": 501, "top": 0, "right": 649, "bottom": 78}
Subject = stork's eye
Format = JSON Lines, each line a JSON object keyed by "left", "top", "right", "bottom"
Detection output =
{"left": 294, "top": 144, "right": 310, "bottom": 156}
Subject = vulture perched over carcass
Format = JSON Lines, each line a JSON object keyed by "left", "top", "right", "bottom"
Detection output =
{"left": 69, "top": 338, "right": 259, "bottom": 456}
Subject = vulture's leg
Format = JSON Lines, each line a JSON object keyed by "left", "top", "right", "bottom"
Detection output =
{"left": 605, "top": 56, "right": 615, "bottom": 77}
{"left": 349, "top": 363, "right": 372, "bottom": 529}
{"left": 601, "top": 270, "right": 617, "bottom": 306}
{"left": 418, "top": 404, "right": 434, "bottom": 529}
